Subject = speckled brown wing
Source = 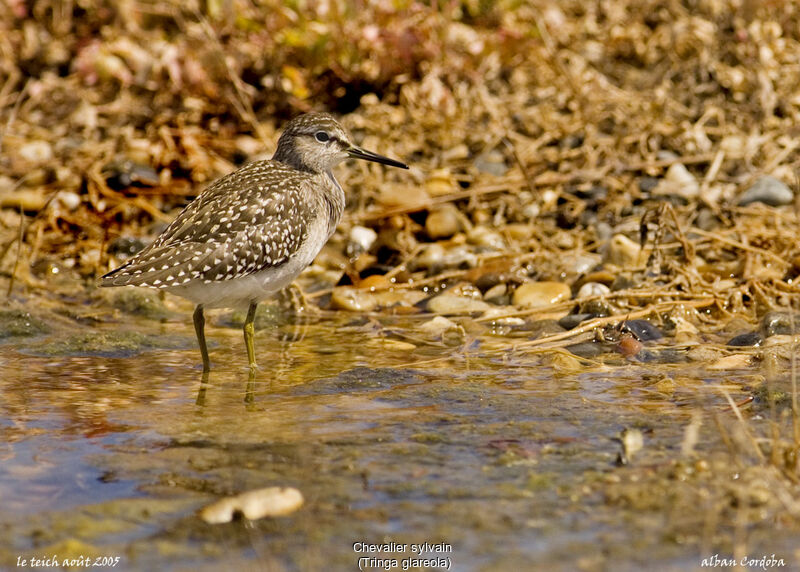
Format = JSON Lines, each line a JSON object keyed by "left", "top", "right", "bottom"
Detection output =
{"left": 100, "top": 160, "right": 314, "bottom": 288}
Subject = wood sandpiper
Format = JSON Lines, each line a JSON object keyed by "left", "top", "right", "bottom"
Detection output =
{"left": 100, "top": 112, "right": 408, "bottom": 372}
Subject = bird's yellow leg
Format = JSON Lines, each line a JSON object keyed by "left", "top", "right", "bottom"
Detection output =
{"left": 243, "top": 302, "right": 258, "bottom": 370}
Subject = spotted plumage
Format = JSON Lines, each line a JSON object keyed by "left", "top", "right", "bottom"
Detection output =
{"left": 100, "top": 112, "right": 408, "bottom": 372}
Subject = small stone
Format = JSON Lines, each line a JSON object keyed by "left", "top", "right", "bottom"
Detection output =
{"left": 558, "top": 313, "right": 595, "bottom": 330}
{"left": 331, "top": 286, "right": 378, "bottom": 312}
{"left": 347, "top": 225, "right": 378, "bottom": 257}
{"left": 727, "top": 332, "right": 763, "bottom": 347}
{"left": 504, "top": 224, "right": 534, "bottom": 241}
{"left": 358, "top": 274, "right": 391, "bottom": 290}
{"left": 577, "top": 282, "right": 610, "bottom": 298}
{"left": 603, "top": 234, "right": 642, "bottom": 268}
{"left": 738, "top": 176, "right": 794, "bottom": 207}
{"left": 707, "top": 354, "right": 753, "bottom": 370}
{"left": 377, "top": 183, "right": 430, "bottom": 209}
{"left": 367, "top": 338, "right": 417, "bottom": 351}
{"left": 761, "top": 311, "right": 800, "bottom": 337}
{"left": 512, "top": 282, "right": 571, "bottom": 309}
{"left": 623, "top": 319, "right": 663, "bottom": 341}
{"left": 419, "top": 316, "right": 458, "bottom": 337}
{"left": 413, "top": 243, "right": 445, "bottom": 271}
{"left": 199, "top": 487, "right": 304, "bottom": 524}
{"left": 467, "top": 226, "right": 505, "bottom": 250}
{"left": 427, "top": 294, "right": 490, "bottom": 315}
{"left": 425, "top": 204, "right": 462, "bottom": 239}
{"left": 653, "top": 163, "right": 700, "bottom": 201}
{"left": 562, "top": 253, "right": 601, "bottom": 277}
{"left": 617, "top": 334, "right": 643, "bottom": 358}
{"left": 618, "top": 428, "right": 644, "bottom": 465}
{"left": 483, "top": 283, "right": 507, "bottom": 302}
{"left": 18, "top": 140, "right": 53, "bottom": 163}
{"left": 55, "top": 191, "right": 81, "bottom": 211}
{"left": 425, "top": 168, "right": 458, "bottom": 197}
{"left": 473, "top": 149, "right": 508, "bottom": 177}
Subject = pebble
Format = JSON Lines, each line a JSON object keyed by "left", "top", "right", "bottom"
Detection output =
{"left": 566, "top": 340, "right": 615, "bottom": 358}
{"left": 199, "top": 487, "right": 304, "bottom": 524}
{"left": 425, "top": 168, "right": 458, "bottom": 197}
{"left": 55, "top": 191, "right": 81, "bottom": 211}
{"left": 358, "top": 274, "right": 391, "bottom": 290}
{"left": 558, "top": 313, "right": 595, "bottom": 330}
{"left": 18, "top": 140, "right": 53, "bottom": 163}
{"left": 467, "top": 226, "right": 505, "bottom": 250}
{"left": 427, "top": 294, "right": 490, "bottom": 315}
{"left": 672, "top": 317, "right": 699, "bottom": 344}
{"left": 618, "top": 428, "right": 644, "bottom": 465}
{"left": 738, "top": 175, "right": 794, "bottom": 207}
{"left": 413, "top": 243, "right": 445, "bottom": 271}
{"left": 377, "top": 183, "right": 430, "bottom": 209}
{"left": 653, "top": 163, "right": 700, "bottom": 201}
{"left": 707, "top": 354, "right": 753, "bottom": 370}
{"left": 483, "top": 283, "right": 507, "bottom": 303}
{"left": 348, "top": 226, "right": 378, "bottom": 257}
{"left": 425, "top": 204, "right": 462, "bottom": 239}
{"left": 512, "top": 282, "right": 571, "bottom": 309}
{"left": 473, "top": 149, "right": 508, "bottom": 177}
{"left": 761, "top": 310, "right": 800, "bottom": 337}
{"left": 563, "top": 253, "right": 601, "bottom": 277}
{"left": 576, "top": 282, "right": 610, "bottom": 298}
{"left": 726, "top": 331, "right": 763, "bottom": 347}
{"left": 622, "top": 319, "right": 663, "bottom": 341}
{"left": 419, "top": 316, "right": 459, "bottom": 337}
{"left": 330, "top": 286, "right": 378, "bottom": 312}
{"left": 603, "top": 234, "right": 642, "bottom": 268}
{"left": 367, "top": 338, "right": 417, "bottom": 351}
{"left": 616, "top": 334, "right": 643, "bottom": 358}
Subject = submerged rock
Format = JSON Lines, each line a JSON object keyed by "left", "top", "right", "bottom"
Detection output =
{"left": 34, "top": 331, "right": 183, "bottom": 357}
{"left": 331, "top": 286, "right": 379, "bottom": 312}
{"left": 0, "top": 309, "right": 51, "bottom": 338}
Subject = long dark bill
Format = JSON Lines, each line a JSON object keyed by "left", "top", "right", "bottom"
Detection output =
{"left": 348, "top": 146, "right": 408, "bottom": 169}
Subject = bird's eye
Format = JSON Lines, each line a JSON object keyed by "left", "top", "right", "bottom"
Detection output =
{"left": 315, "top": 131, "right": 330, "bottom": 142}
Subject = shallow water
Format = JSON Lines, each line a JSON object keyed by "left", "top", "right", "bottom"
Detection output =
{"left": 1, "top": 306, "right": 798, "bottom": 571}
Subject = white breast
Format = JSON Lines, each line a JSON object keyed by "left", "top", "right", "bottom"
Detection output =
{"left": 166, "top": 205, "right": 332, "bottom": 310}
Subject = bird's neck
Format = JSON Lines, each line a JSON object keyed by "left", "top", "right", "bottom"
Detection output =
{"left": 322, "top": 170, "right": 345, "bottom": 237}
{"left": 272, "top": 145, "right": 316, "bottom": 173}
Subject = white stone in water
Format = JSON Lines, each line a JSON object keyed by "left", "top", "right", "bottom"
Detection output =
{"left": 331, "top": 286, "right": 378, "bottom": 312}
{"left": 419, "top": 316, "right": 458, "bottom": 337}
{"left": 199, "top": 486, "right": 304, "bottom": 524}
